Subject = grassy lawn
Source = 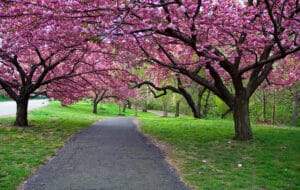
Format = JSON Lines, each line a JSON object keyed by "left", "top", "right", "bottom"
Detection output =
{"left": 0, "top": 101, "right": 150, "bottom": 190}
{"left": 1, "top": 101, "right": 299, "bottom": 190}
{"left": 140, "top": 117, "right": 300, "bottom": 190}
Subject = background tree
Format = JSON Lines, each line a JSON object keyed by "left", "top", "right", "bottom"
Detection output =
{"left": 291, "top": 84, "right": 300, "bottom": 126}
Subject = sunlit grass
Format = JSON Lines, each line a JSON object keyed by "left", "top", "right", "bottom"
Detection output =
{"left": 140, "top": 117, "right": 300, "bottom": 190}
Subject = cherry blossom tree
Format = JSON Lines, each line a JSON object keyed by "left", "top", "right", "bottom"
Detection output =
{"left": 0, "top": 36, "right": 110, "bottom": 126}
{"left": 0, "top": 0, "right": 124, "bottom": 126}
{"left": 118, "top": 0, "right": 300, "bottom": 140}
{"left": 1, "top": 0, "right": 299, "bottom": 141}
{"left": 45, "top": 52, "right": 138, "bottom": 114}
{"left": 89, "top": 86, "right": 137, "bottom": 114}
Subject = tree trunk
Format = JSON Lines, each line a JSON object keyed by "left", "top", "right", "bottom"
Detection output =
{"left": 262, "top": 89, "right": 267, "bottom": 122}
{"left": 272, "top": 90, "right": 276, "bottom": 125}
{"left": 134, "top": 104, "right": 138, "bottom": 117}
{"left": 254, "top": 94, "right": 259, "bottom": 122}
{"left": 119, "top": 104, "right": 122, "bottom": 115}
{"left": 179, "top": 88, "right": 201, "bottom": 118}
{"left": 162, "top": 101, "right": 168, "bottom": 117}
{"left": 292, "top": 91, "right": 299, "bottom": 126}
{"left": 177, "top": 76, "right": 201, "bottom": 118}
{"left": 15, "top": 96, "right": 29, "bottom": 126}
{"left": 127, "top": 100, "right": 132, "bottom": 109}
{"left": 142, "top": 101, "right": 147, "bottom": 112}
{"left": 221, "top": 108, "right": 231, "bottom": 119}
{"left": 93, "top": 100, "right": 98, "bottom": 114}
{"left": 196, "top": 87, "right": 206, "bottom": 117}
{"left": 190, "top": 104, "right": 201, "bottom": 118}
{"left": 175, "top": 101, "right": 180, "bottom": 117}
{"left": 203, "top": 90, "right": 211, "bottom": 116}
{"left": 232, "top": 96, "right": 253, "bottom": 141}
{"left": 183, "top": 95, "right": 201, "bottom": 118}
{"left": 122, "top": 101, "right": 127, "bottom": 112}
{"left": 93, "top": 93, "right": 100, "bottom": 114}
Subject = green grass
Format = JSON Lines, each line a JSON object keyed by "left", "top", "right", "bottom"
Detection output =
{"left": 0, "top": 101, "right": 152, "bottom": 190}
{"left": 1, "top": 100, "right": 299, "bottom": 190}
{"left": 140, "top": 117, "right": 300, "bottom": 190}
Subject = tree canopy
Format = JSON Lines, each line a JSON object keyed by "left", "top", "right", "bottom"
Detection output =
{"left": 0, "top": 0, "right": 299, "bottom": 140}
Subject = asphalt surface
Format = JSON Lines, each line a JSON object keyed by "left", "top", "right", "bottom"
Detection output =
{"left": 0, "top": 100, "right": 49, "bottom": 117}
{"left": 23, "top": 117, "right": 188, "bottom": 190}
{"left": 147, "top": 110, "right": 175, "bottom": 117}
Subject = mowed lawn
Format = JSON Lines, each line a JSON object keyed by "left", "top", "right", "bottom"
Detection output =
{"left": 0, "top": 101, "right": 146, "bottom": 190}
{"left": 1, "top": 101, "right": 299, "bottom": 190}
{"left": 140, "top": 117, "right": 300, "bottom": 190}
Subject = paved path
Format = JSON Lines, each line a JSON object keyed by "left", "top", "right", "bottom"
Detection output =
{"left": 147, "top": 110, "right": 175, "bottom": 117}
{"left": 0, "top": 99, "right": 49, "bottom": 117}
{"left": 23, "top": 117, "right": 188, "bottom": 190}
{"left": 148, "top": 110, "right": 187, "bottom": 118}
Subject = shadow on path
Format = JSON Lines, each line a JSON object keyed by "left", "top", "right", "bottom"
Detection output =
{"left": 24, "top": 117, "right": 188, "bottom": 190}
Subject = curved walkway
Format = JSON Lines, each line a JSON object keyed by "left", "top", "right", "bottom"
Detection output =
{"left": 24, "top": 117, "right": 188, "bottom": 190}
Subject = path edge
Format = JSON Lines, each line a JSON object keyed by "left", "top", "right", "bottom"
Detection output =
{"left": 133, "top": 118, "right": 192, "bottom": 190}
{"left": 17, "top": 119, "right": 102, "bottom": 190}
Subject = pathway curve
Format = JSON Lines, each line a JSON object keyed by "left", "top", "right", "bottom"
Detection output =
{"left": 23, "top": 117, "right": 188, "bottom": 190}
{"left": 147, "top": 110, "right": 187, "bottom": 117}
{"left": 0, "top": 99, "right": 49, "bottom": 117}
{"left": 147, "top": 110, "right": 175, "bottom": 117}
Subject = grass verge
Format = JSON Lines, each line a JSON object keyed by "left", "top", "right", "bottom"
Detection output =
{"left": 139, "top": 117, "right": 300, "bottom": 190}
{"left": 0, "top": 101, "right": 151, "bottom": 190}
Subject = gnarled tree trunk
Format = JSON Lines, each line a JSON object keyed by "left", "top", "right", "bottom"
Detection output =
{"left": 189, "top": 101, "right": 201, "bottom": 118}
{"left": 232, "top": 95, "right": 253, "bottom": 141}
{"left": 15, "top": 96, "right": 29, "bottom": 126}
{"left": 178, "top": 87, "right": 201, "bottom": 118}
{"left": 177, "top": 77, "right": 201, "bottom": 119}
